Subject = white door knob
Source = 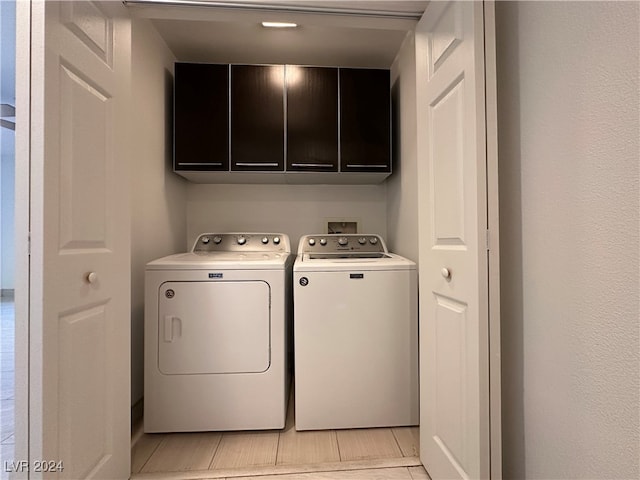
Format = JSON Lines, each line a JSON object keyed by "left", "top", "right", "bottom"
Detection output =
{"left": 441, "top": 268, "right": 451, "bottom": 279}
{"left": 86, "top": 272, "right": 98, "bottom": 284}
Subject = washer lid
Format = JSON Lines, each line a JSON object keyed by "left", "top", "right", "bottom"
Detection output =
{"left": 293, "top": 252, "right": 416, "bottom": 272}
{"left": 147, "top": 251, "right": 291, "bottom": 270}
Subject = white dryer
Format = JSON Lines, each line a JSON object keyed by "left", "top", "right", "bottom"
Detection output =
{"left": 144, "top": 233, "right": 293, "bottom": 432}
{"left": 294, "top": 234, "right": 418, "bottom": 431}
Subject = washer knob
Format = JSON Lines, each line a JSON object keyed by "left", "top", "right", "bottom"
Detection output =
{"left": 237, "top": 236, "right": 247, "bottom": 245}
{"left": 338, "top": 237, "right": 348, "bottom": 246}
{"left": 201, "top": 236, "right": 210, "bottom": 244}
{"left": 213, "top": 236, "right": 222, "bottom": 244}
{"left": 273, "top": 236, "right": 281, "bottom": 245}
{"left": 358, "top": 237, "right": 366, "bottom": 245}
{"left": 320, "top": 238, "right": 327, "bottom": 246}
{"left": 369, "top": 237, "right": 379, "bottom": 245}
{"left": 261, "top": 237, "right": 269, "bottom": 244}
{"left": 308, "top": 238, "right": 316, "bottom": 246}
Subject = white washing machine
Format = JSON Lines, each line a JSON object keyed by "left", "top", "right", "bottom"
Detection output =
{"left": 144, "top": 233, "right": 293, "bottom": 432}
{"left": 293, "top": 234, "right": 418, "bottom": 431}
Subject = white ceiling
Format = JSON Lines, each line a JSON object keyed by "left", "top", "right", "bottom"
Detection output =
{"left": 128, "top": 0, "right": 429, "bottom": 68}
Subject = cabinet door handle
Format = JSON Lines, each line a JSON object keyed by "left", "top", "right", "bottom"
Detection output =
{"left": 291, "top": 163, "right": 334, "bottom": 168}
{"left": 345, "top": 164, "right": 389, "bottom": 168}
{"left": 234, "top": 162, "right": 279, "bottom": 167}
{"left": 177, "top": 162, "right": 223, "bottom": 166}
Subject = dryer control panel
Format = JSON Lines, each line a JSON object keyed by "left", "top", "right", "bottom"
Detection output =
{"left": 298, "top": 234, "right": 388, "bottom": 256}
{"left": 193, "top": 233, "right": 291, "bottom": 253}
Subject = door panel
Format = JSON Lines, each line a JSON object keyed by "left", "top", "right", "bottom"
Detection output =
{"left": 58, "top": 63, "right": 110, "bottom": 249}
{"left": 231, "top": 64, "right": 285, "bottom": 171}
{"left": 416, "top": 1, "right": 497, "bottom": 479}
{"left": 58, "top": 304, "right": 112, "bottom": 479}
{"left": 158, "top": 281, "right": 270, "bottom": 374}
{"left": 31, "top": 1, "right": 131, "bottom": 478}
{"left": 174, "top": 63, "right": 229, "bottom": 171}
{"left": 286, "top": 66, "right": 339, "bottom": 172}
{"left": 339, "top": 68, "right": 391, "bottom": 172}
{"left": 430, "top": 77, "right": 466, "bottom": 245}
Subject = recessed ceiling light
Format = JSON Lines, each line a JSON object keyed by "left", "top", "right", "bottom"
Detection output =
{"left": 261, "top": 21, "right": 298, "bottom": 28}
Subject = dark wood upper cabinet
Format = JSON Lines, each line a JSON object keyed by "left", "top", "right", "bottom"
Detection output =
{"left": 287, "top": 66, "right": 339, "bottom": 172}
{"left": 174, "top": 63, "right": 229, "bottom": 171}
{"left": 173, "top": 63, "right": 392, "bottom": 183}
{"left": 339, "top": 68, "right": 391, "bottom": 172}
{"left": 231, "top": 65, "right": 285, "bottom": 171}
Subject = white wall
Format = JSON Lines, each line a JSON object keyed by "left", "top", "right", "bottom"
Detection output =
{"left": 0, "top": 128, "right": 14, "bottom": 292}
{"left": 187, "top": 184, "right": 387, "bottom": 252}
{"left": 387, "top": 31, "right": 418, "bottom": 262}
{"left": 0, "top": 0, "right": 16, "bottom": 293}
{"left": 130, "top": 18, "right": 187, "bottom": 409}
{"left": 496, "top": 2, "right": 640, "bottom": 479}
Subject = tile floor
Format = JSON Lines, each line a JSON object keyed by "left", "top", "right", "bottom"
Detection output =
{"left": 132, "top": 388, "right": 429, "bottom": 480}
{"left": 0, "top": 298, "right": 15, "bottom": 480}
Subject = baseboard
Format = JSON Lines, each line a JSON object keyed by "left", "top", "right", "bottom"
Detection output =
{"left": 132, "top": 397, "right": 144, "bottom": 423}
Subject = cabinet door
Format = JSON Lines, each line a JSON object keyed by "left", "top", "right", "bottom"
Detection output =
{"left": 174, "top": 63, "right": 229, "bottom": 171}
{"left": 231, "top": 65, "right": 285, "bottom": 171}
{"left": 340, "top": 68, "right": 391, "bottom": 172}
{"left": 287, "top": 66, "right": 339, "bottom": 172}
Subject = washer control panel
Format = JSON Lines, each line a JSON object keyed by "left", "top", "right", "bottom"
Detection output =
{"left": 298, "top": 234, "right": 387, "bottom": 255}
{"left": 193, "top": 233, "right": 290, "bottom": 253}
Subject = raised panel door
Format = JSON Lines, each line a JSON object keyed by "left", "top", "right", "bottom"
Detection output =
{"left": 33, "top": 1, "right": 131, "bottom": 477}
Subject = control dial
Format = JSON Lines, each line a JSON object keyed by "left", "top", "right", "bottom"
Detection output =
{"left": 237, "top": 236, "right": 247, "bottom": 245}
{"left": 369, "top": 237, "right": 379, "bottom": 245}
{"left": 261, "top": 237, "right": 269, "bottom": 244}
{"left": 201, "top": 236, "right": 210, "bottom": 244}
{"left": 320, "top": 238, "right": 327, "bottom": 246}
{"left": 213, "top": 236, "right": 222, "bottom": 244}
{"left": 273, "top": 236, "right": 281, "bottom": 245}
{"left": 338, "top": 237, "right": 349, "bottom": 246}
{"left": 358, "top": 237, "right": 367, "bottom": 245}
{"left": 308, "top": 238, "right": 316, "bottom": 246}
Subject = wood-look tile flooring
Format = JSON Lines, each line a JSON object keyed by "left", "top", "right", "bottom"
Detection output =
{"left": 132, "top": 390, "right": 427, "bottom": 480}
{"left": 0, "top": 298, "right": 15, "bottom": 480}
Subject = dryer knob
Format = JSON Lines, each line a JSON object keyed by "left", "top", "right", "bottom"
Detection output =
{"left": 358, "top": 237, "right": 366, "bottom": 245}
{"left": 273, "top": 236, "right": 281, "bottom": 245}
{"left": 213, "top": 236, "right": 222, "bottom": 244}
{"left": 369, "top": 237, "right": 379, "bottom": 245}
{"left": 308, "top": 238, "right": 316, "bottom": 246}
{"left": 201, "top": 236, "right": 210, "bottom": 244}
{"left": 237, "top": 236, "right": 247, "bottom": 245}
{"left": 262, "top": 237, "right": 269, "bottom": 244}
{"left": 320, "top": 238, "right": 327, "bottom": 246}
{"left": 338, "top": 237, "right": 348, "bottom": 246}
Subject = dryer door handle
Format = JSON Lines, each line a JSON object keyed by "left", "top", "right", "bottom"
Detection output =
{"left": 164, "top": 316, "right": 181, "bottom": 342}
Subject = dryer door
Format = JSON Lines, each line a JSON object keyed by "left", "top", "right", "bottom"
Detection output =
{"left": 158, "top": 280, "right": 270, "bottom": 374}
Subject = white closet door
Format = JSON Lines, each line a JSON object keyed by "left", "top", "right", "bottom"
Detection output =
{"left": 416, "top": 1, "right": 500, "bottom": 479}
{"left": 30, "top": 1, "right": 131, "bottom": 478}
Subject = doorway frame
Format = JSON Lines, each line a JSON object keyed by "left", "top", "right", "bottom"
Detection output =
{"left": 14, "top": 0, "right": 31, "bottom": 477}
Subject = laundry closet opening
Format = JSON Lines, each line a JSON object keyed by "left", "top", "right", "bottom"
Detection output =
{"left": 128, "top": 1, "right": 424, "bottom": 478}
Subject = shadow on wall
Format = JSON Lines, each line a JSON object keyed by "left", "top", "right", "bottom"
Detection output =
{"left": 495, "top": 3, "right": 525, "bottom": 479}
